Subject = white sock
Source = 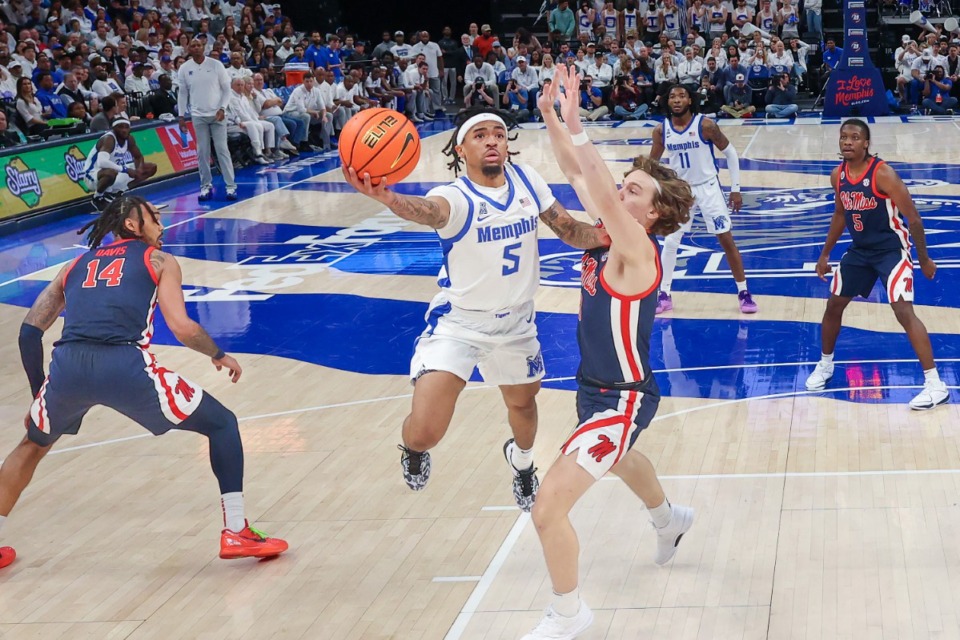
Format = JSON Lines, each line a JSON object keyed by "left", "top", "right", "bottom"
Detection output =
{"left": 220, "top": 492, "right": 246, "bottom": 533}
{"left": 821, "top": 352, "right": 835, "bottom": 365}
{"left": 659, "top": 230, "right": 683, "bottom": 295}
{"left": 552, "top": 587, "right": 580, "bottom": 617}
{"left": 649, "top": 499, "right": 673, "bottom": 529}
{"left": 924, "top": 368, "right": 941, "bottom": 385}
{"left": 736, "top": 280, "right": 748, "bottom": 293}
{"left": 510, "top": 443, "right": 534, "bottom": 471}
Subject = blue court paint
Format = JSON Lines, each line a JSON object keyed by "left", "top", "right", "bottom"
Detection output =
{"left": 1, "top": 278, "right": 955, "bottom": 404}
{"left": 4, "top": 125, "right": 960, "bottom": 407}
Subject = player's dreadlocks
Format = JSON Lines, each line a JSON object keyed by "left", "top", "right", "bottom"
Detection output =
{"left": 77, "top": 195, "right": 153, "bottom": 249}
{"left": 441, "top": 106, "right": 522, "bottom": 177}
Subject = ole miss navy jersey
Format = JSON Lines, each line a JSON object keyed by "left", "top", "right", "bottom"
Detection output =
{"left": 837, "top": 157, "right": 910, "bottom": 253}
{"left": 577, "top": 235, "right": 661, "bottom": 394}
{"left": 58, "top": 238, "right": 160, "bottom": 347}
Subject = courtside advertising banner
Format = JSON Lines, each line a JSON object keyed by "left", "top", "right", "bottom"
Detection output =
{"left": 823, "top": 0, "right": 889, "bottom": 116}
{"left": 0, "top": 122, "right": 199, "bottom": 219}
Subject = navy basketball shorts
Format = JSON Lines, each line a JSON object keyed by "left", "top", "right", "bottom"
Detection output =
{"left": 830, "top": 248, "right": 914, "bottom": 303}
{"left": 561, "top": 385, "right": 660, "bottom": 480}
{"left": 28, "top": 343, "right": 217, "bottom": 447}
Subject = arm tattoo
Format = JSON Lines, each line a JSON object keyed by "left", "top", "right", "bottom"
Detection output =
{"left": 540, "top": 203, "right": 607, "bottom": 250}
{"left": 149, "top": 250, "right": 166, "bottom": 275}
{"left": 23, "top": 280, "right": 65, "bottom": 331}
{"left": 181, "top": 324, "right": 222, "bottom": 358}
{"left": 387, "top": 193, "right": 448, "bottom": 229}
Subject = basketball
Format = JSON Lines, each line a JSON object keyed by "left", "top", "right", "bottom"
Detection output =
{"left": 339, "top": 108, "right": 421, "bottom": 186}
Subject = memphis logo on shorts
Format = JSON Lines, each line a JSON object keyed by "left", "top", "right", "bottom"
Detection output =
{"left": 527, "top": 351, "right": 544, "bottom": 378}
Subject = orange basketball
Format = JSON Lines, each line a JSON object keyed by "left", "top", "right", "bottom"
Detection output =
{"left": 339, "top": 108, "right": 421, "bottom": 186}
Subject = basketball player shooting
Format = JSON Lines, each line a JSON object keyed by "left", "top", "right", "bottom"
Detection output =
{"left": 649, "top": 84, "right": 758, "bottom": 315}
{"left": 805, "top": 119, "right": 948, "bottom": 410}
{"left": 520, "top": 65, "right": 696, "bottom": 640}
{"left": 342, "top": 107, "right": 610, "bottom": 511}
{"left": 2, "top": 196, "right": 287, "bottom": 571}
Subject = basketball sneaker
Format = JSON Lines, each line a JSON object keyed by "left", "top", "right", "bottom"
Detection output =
{"left": 909, "top": 380, "right": 950, "bottom": 410}
{"left": 226, "top": 188, "right": 238, "bottom": 201}
{"left": 521, "top": 601, "right": 594, "bottom": 640}
{"left": 503, "top": 439, "right": 539, "bottom": 512}
{"left": 805, "top": 362, "right": 834, "bottom": 391}
{"left": 0, "top": 546, "right": 16, "bottom": 569}
{"left": 653, "top": 504, "right": 694, "bottom": 566}
{"left": 655, "top": 291, "right": 673, "bottom": 314}
{"left": 738, "top": 291, "right": 758, "bottom": 314}
{"left": 398, "top": 444, "right": 431, "bottom": 491}
{"left": 219, "top": 522, "right": 288, "bottom": 560}
{"left": 198, "top": 185, "right": 213, "bottom": 201}
{"left": 91, "top": 194, "right": 112, "bottom": 212}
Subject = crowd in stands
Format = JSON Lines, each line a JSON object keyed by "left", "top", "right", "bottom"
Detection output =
{"left": 0, "top": 0, "right": 836, "bottom": 159}
{"left": 23, "top": 0, "right": 960, "bottom": 168}
{"left": 523, "top": 0, "right": 830, "bottom": 119}
{"left": 892, "top": 30, "right": 960, "bottom": 115}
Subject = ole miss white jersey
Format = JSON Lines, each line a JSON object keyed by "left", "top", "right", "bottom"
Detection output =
{"left": 662, "top": 114, "right": 718, "bottom": 186}
{"left": 426, "top": 163, "right": 555, "bottom": 312}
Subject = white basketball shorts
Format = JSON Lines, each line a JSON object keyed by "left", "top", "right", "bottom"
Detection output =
{"left": 410, "top": 293, "right": 545, "bottom": 387}
{"left": 677, "top": 176, "right": 733, "bottom": 235}
{"left": 85, "top": 169, "right": 134, "bottom": 194}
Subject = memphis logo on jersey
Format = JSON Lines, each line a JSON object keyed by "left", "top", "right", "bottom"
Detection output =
{"left": 476, "top": 214, "right": 538, "bottom": 243}
{"left": 666, "top": 131, "right": 701, "bottom": 153}
{"left": 840, "top": 191, "right": 878, "bottom": 211}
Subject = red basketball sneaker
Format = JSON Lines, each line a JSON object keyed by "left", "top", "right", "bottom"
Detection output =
{"left": 220, "top": 522, "right": 288, "bottom": 560}
{"left": 0, "top": 546, "right": 16, "bottom": 569}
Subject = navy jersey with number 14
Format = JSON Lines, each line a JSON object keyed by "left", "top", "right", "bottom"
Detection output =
{"left": 58, "top": 238, "right": 159, "bottom": 347}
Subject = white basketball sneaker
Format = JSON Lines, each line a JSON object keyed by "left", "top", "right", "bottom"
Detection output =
{"left": 521, "top": 601, "right": 594, "bottom": 640}
{"left": 653, "top": 504, "right": 695, "bottom": 566}
{"left": 805, "top": 362, "right": 834, "bottom": 391}
{"left": 909, "top": 380, "right": 949, "bottom": 410}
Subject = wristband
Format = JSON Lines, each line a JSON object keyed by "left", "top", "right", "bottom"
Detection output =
{"left": 570, "top": 131, "right": 590, "bottom": 146}
{"left": 213, "top": 348, "right": 225, "bottom": 360}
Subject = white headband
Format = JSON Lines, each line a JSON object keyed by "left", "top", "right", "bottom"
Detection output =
{"left": 650, "top": 176, "right": 662, "bottom": 195}
{"left": 456, "top": 113, "right": 507, "bottom": 146}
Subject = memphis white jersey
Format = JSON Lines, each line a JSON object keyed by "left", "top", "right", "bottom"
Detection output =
{"left": 82, "top": 132, "right": 132, "bottom": 179}
{"left": 426, "top": 163, "right": 555, "bottom": 312}
{"left": 662, "top": 114, "right": 718, "bottom": 186}
{"left": 601, "top": 9, "right": 618, "bottom": 33}
{"left": 642, "top": 3, "right": 661, "bottom": 32}
{"left": 623, "top": 8, "right": 639, "bottom": 34}
{"left": 758, "top": 7, "right": 775, "bottom": 31}
{"left": 662, "top": 7, "right": 681, "bottom": 38}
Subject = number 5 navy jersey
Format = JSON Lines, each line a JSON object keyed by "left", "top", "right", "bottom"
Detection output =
{"left": 57, "top": 238, "right": 159, "bottom": 347}
{"left": 837, "top": 157, "right": 911, "bottom": 253}
{"left": 577, "top": 235, "right": 661, "bottom": 395}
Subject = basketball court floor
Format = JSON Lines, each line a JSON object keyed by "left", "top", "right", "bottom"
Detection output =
{"left": 1, "top": 116, "right": 960, "bottom": 640}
